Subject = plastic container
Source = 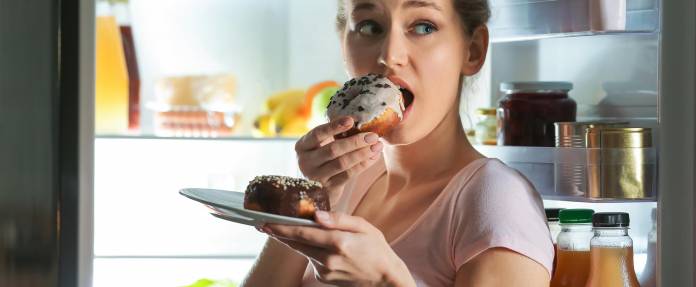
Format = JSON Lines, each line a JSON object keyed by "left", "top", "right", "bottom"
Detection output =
{"left": 149, "top": 74, "right": 241, "bottom": 138}
{"left": 586, "top": 212, "right": 640, "bottom": 287}
{"left": 551, "top": 209, "right": 595, "bottom": 287}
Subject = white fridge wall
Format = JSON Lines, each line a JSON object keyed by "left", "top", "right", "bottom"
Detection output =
{"left": 287, "top": 0, "right": 347, "bottom": 87}
{"left": 93, "top": 138, "right": 297, "bottom": 256}
{"left": 129, "top": 0, "right": 290, "bottom": 135}
{"left": 490, "top": 34, "right": 659, "bottom": 120}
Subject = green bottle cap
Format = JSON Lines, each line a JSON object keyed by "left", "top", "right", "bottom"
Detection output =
{"left": 559, "top": 209, "right": 594, "bottom": 224}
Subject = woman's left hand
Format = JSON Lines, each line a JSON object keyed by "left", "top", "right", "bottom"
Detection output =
{"left": 262, "top": 211, "right": 416, "bottom": 287}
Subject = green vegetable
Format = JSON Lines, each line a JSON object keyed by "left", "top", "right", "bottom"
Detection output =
{"left": 181, "top": 278, "right": 237, "bottom": 287}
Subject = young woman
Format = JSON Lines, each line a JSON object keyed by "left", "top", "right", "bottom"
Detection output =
{"left": 243, "top": 0, "right": 553, "bottom": 286}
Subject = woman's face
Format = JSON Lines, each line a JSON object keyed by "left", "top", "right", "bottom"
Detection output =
{"left": 339, "top": 0, "right": 487, "bottom": 145}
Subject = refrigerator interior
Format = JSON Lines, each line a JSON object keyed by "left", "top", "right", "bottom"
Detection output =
{"left": 93, "top": 0, "right": 661, "bottom": 286}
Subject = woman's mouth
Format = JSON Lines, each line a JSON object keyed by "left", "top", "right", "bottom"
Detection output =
{"left": 400, "top": 88, "right": 414, "bottom": 120}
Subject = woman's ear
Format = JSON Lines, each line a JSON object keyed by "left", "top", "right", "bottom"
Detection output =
{"left": 461, "top": 25, "right": 489, "bottom": 76}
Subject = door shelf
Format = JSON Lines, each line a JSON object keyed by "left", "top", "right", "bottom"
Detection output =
{"left": 474, "top": 145, "right": 657, "bottom": 202}
{"left": 489, "top": 0, "right": 660, "bottom": 43}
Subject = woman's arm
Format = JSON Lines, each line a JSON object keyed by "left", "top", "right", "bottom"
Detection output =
{"left": 454, "top": 248, "right": 550, "bottom": 287}
{"left": 240, "top": 237, "right": 308, "bottom": 287}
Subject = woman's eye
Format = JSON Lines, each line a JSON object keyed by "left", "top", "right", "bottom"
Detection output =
{"left": 413, "top": 22, "right": 437, "bottom": 35}
{"left": 357, "top": 20, "right": 383, "bottom": 36}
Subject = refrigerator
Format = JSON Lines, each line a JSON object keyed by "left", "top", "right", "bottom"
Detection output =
{"left": 1, "top": 0, "right": 694, "bottom": 286}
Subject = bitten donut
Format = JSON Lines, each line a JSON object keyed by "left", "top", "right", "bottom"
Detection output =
{"left": 243, "top": 175, "right": 330, "bottom": 219}
{"left": 327, "top": 74, "right": 405, "bottom": 138}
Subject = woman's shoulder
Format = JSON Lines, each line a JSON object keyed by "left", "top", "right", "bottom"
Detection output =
{"left": 447, "top": 157, "right": 546, "bottom": 231}
{"left": 450, "top": 158, "right": 539, "bottom": 203}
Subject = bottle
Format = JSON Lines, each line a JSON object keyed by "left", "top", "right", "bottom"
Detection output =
{"left": 550, "top": 209, "right": 594, "bottom": 287}
{"left": 585, "top": 212, "right": 640, "bottom": 287}
{"left": 95, "top": 0, "right": 129, "bottom": 134}
{"left": 112, "top": 0, "right": 141, "bottom": 133}
{"left": 639, "top": 208, "right": 657, "bottom": 287}
{"left": 545, "top": 208, "right": 563, "bottom": 277}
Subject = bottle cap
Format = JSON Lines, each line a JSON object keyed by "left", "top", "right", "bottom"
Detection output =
{"left": 593, "top": 212, "right": 630, "bottom": 227}
{"left": 545, "top": 208, "right": 563, "bottom": 222}
{"left": 559, "top": 209, "right": 594, "bottom": 224}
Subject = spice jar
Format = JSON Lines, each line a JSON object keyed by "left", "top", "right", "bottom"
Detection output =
{"left": 498, "top": 82, "right": 576, "bottom": 147}
{"left": 474, "top": 108, "right": 497, "bottom": 145}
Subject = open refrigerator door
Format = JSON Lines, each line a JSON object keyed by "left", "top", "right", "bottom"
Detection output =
{"left": 88, "top": 0, "right": 694, "bottom": 286}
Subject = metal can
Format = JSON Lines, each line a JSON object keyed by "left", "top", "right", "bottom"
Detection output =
{"left": 592, "top": 128, "right": 654, "bottom": 199}
{"left": 554, "top": 122, "right": 628, "bottom": 197}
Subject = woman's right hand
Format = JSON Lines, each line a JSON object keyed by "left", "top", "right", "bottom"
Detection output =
{"left": 295, "top": 116, "right": 383, "bottom": 201}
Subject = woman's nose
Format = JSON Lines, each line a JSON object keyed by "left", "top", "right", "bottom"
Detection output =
{"left": 378, "top": 29, "right": 408, "bottom": 70}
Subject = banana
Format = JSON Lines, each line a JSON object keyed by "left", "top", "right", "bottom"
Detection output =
{"left": 252, "top": 114, "right": 278, "bottom": 137}
{"left": 265, "top": 89, "right": 305, "bottom": 111}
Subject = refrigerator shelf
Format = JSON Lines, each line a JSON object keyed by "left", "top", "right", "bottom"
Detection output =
{"left": 489, "top": 0, "right": 660, "bottom": 43}
{"left": 95, "top": 135, "right": 299, "bottom": 142}
{"left": 474, "top": 145, "right": 658, "bottom": 202}
{"left": 490, "top": 30, "right": 657, "bottom": 43}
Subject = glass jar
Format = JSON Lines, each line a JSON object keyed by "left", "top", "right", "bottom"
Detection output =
{"left": 497, "top": 82, "right": 576, "bottom": 147}
{"left": 474, "top": 108, "right": 497, "bottom": 145}
{"left": 586, "top": 212, "right": 640, "bottom": 287}
{"left": 550, "top": 209, "right": 594, "bottom": 287}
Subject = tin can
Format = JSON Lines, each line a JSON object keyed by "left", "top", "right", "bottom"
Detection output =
{"left": 591, "top": 128, "right": 654, "bottom": 199}
{"left": 554, "top": 122, "right": 628, "bottom": 196}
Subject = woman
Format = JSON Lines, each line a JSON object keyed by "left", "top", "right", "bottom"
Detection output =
{"left": 243, "top": 0, "right": 553, "bottom": 286}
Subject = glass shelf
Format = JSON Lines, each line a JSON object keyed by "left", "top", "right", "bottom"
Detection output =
{"left": 95, "top": 134, "right": 299, "bottom": 142}
{"left": 473, "top": 145, "right": 657, "bottom": 203}
{"left": 490, "top": 30, "right": 657, "bottom": 43}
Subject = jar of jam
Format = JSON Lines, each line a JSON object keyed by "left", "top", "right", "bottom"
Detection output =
{"left": 498, "top": 82, "right": 576, "bottom": 147}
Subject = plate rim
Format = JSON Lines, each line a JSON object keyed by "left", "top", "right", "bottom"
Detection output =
{"left": 179, "top": 187, "right": 320, "bottom": 226}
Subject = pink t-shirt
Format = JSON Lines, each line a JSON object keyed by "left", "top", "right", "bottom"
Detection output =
{"left": 301, "top": 158, "right": 554, "bottom": 287}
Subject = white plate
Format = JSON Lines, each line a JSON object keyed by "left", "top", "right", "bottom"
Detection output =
{"left": 179, "top": 188, "right": 319, "bottom": 227}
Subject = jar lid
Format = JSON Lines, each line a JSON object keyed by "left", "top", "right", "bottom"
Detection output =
{"left": 545, "top": 208, "right": 564, "bottom": 222}
{"left": 559, "top": 208, "right": 594, "bottom": 224}
{"left": 500, "top": 81, "right": 573, "bottom": 93}
{"left": 476, "top": 108, "right": 497, "bottom": 116}
{"left": 593, "top": 212, "right": 630, "bottom": 227}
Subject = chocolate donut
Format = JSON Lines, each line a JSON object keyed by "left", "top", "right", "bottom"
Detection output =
{"left": 243, "top": 175, "right": 330, "bottom": 219}
{"left": 327, "top": 74, "right": 405, "bottom": 138}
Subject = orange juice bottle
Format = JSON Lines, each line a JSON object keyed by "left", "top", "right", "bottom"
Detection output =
{"left": 95, "top": 0, "right": 129, "bottom": 134}
{"left": 586, "top": 212, "right": 640, "bottom": 287}
{"left": 551, "top": 209, "right": 594, "bottom": 287}
{"left": 545, "top": 208, "right": 563, "bottom": 276}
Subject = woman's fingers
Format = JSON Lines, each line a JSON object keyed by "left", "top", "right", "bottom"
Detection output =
{"left": 265, "top": 224, "right": 347, "bottom": 250}
{"left": 323, "top": 152, "right": 381, "bottom": 190}
{"left": 314, "top": 132, "right": 379, "bottom": 161}
{"left": 313, "top": 141, "right": 382, "bottom": 181}
{"left": 314, "top": 211, "right": 375, "bottom": 234}
{"left": 296, "top": 116, "right": 354, "bottom": 152}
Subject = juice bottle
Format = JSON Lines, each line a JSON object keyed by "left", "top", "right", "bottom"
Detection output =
{"left": 586, "top": 212, "right": 640, "bottom": 287}
{"left": 95, "top": 0, "right": 129, "bottom": 134}
{"left": 545, "top": 208, "right": 563, "bottom": 276}
{"left": 550, "top": 209, "right": 594, "bottom": 287}
{"left": 112, "top": 0, "right": 140, "bottom": 133}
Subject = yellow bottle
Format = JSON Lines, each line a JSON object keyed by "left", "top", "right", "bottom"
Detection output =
{"left": 95, "top": 1, "right": 129, "bottom": 134}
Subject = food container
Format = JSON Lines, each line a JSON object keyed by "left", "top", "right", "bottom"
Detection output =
{"left": 498, "top": 82, "right": 576, "bottom": 147}
{"left": 474, "top": 108, "right": 497, "bottom": 145}
{"left": 554, "top": 122, "right": 629, "bottom": 196}
{"left": 593, "top": 127, "right": 654, "bottom": 199}
{"left": 148, "top": 104, "right": 241, "bottom": 138}
{"left": 554, "top": 126, "right": 655, "bottom": 200}
{"left": 149, "top": 74, "right": 241, "bottom": 138}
